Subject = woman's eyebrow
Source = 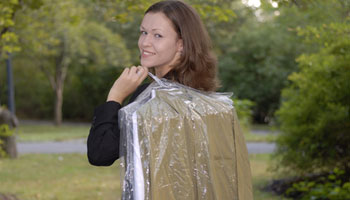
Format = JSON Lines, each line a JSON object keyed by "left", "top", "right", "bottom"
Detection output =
{"left": 140, "top": 25, "right": 162, "bottom": 31}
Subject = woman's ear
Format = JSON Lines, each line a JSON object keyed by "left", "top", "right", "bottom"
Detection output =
{"left": 177, "top": 39, "right": 183, "bottom": 53}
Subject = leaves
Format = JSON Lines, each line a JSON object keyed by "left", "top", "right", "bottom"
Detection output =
{"left": 112, "top": 0, "right": 236, "bottom": 23}
{"left": 285, "top": 169, "right": 350, "bottom": 199}
{"left": 0, "top": 124, "right": 14, "bottom": 137}
{"left": 275, "top": 13, "right": 350, "bottom": 174}
{"left": 219, "top": 2, "right": 305, "bottom": 122}
{"left": 0, "top": 0, "right": 20, "bottom": 55}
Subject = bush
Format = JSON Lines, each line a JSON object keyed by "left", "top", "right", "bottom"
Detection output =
{"left": 286, "top": 168, "right": 350, "bottom": 200}
{"left": 274, "top": 22, "right": 350, "bottom": 174}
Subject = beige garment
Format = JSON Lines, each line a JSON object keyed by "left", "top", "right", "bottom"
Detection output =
{"left": 120, "top": 81, "right": 253, "bottom": 200}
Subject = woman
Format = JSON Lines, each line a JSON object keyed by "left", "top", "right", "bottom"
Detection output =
{"left": 87, "top": 0, "right": 219, "bottom": 166}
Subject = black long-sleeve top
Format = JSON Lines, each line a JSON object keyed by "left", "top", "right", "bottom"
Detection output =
{"left": 87, "top": 83, "right": 150, "bottom": 166}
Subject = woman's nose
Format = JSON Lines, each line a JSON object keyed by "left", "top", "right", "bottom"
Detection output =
{"left": 140, "top": 35, "right": 151, "bottom": 47}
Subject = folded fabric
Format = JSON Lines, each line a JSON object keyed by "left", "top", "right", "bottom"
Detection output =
{"left": 119, "top": 74, "right": 252, "bottom": 200}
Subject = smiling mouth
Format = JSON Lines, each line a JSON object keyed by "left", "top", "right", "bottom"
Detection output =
{"left": 142, "top": 50, "right": 155, "bottom": 56}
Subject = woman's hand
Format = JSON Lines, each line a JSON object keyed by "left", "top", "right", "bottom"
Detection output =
{"left": 107, "top": 66, "right": 149, "bottom": 104}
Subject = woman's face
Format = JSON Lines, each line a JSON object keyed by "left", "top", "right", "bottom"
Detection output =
{"left": 138, "top": 12, "right": 183, "bottom": 76}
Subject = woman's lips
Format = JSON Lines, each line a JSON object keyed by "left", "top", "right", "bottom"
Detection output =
{"left": 141, "top": 50, "right": 155, "bottom": 58}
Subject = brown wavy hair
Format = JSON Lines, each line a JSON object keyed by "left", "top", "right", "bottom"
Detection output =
{"left": 145, "top": 0, "right": 220, "bottom": 92}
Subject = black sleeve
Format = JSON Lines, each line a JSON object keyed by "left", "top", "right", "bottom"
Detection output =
{"left": 87, "top": 101, "right": 121, "bottom": 166}
{"left": 87, "top": 83, "right": 150, "bottom": 166}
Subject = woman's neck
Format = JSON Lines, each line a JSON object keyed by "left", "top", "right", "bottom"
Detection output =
{"left": 155, "top": 66, "right": 172, "bottom": 78}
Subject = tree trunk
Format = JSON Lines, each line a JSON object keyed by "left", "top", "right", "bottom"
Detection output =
{"left": 0, "top": 107, "right": 18, "bottom": 159}
{"left": 0, "top": 135, "right": 17, "bottom": 158}
{"left": 53, "top": 36, "right": 68, "bottom": 126}
{"left": 53, "top": 61, "right": 67, "bottom": 126}
{"left": 53, "top": 64, "right": 67, "bottom": 126}
{"left": 39, "top": 34, "right": 68, "bottom": 126}
{"left": 54, "top": 83, "right": 63, "bottom": 126}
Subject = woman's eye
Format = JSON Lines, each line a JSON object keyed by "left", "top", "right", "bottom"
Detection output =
{"left": 155, "top": 34, "right": 162, "bottom": 38}
{"left": 140, "top": 31, "right": 147, "bottom": 35}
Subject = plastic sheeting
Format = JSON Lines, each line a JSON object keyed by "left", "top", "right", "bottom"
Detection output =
{"left": 119, "top": 73, "right": 252, "bottom": 200}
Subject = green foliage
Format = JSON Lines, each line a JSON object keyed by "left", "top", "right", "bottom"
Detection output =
{"left": 0, "top": 124, "right": 13, "bottom": 137}
{"left": 11, "top": 58, "right": 53, "bottom": 119}
{"left": 0, "top": 0, "right": 44, "bottom": 57}
{"left": 219, "top": 0, "right": 347, "bottom": 123}
{"left": 0, "top": 0, "right": 21, "bottom": 56}
{"left": 233, "top": 98, "right": 255, "bottom": 132}
{"left": 8, "top": 0, "right": 130, "bottom": 121}
{"left": 112, "top": 0, "right": 236, "bottom": 23}
{"left": 218, "top": 1, "right": 304, "bottom": 123}
{"left": 274, "top": 17, "right": 350, "bottom": 173}
{"left": 63, "top": 66, "right": 124, "bottom": 120}
{"left": 17, "top": 0, "right": 88, "bottom": 64}
{"left": 0, "top": 124, "right": 14, "bottom": 157}
{"left": 286, "top": 169, "right": 350, "bottom": 200}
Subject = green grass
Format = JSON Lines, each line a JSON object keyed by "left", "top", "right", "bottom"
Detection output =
{"left": 16, "top": 124, "right": 90, "bottom": 142}
{"left": 0, "top": 153, "right": 289, "bottom": 199}
{"left": 0, "top": 154, "right": 120, "bottom": 200}
{"left": 250, "top": 154, "right": 291, "bottom": 200}
{"left": 251, "top": 124, "right": 276, "bottom": 131}
{"left": 244, "top": 132, "right": 278, "bottom": 142}
{"left": 8, "top": 124, "right": 284, "bottom": 198}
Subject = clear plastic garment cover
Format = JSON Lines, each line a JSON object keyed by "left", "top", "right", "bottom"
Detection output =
{"left": 119, "top": 73, "right": 253, "bottom": 200}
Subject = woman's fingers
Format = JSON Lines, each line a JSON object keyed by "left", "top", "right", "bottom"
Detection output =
{"left": 128, "top": 66, "right": 149, "bottom": 81}
{"left": 106, "top": 66, "right": 149, "bottom": 104}
{"left": 139, "top": 66, "right": 149, "bottom": 80}
{"left": 134, "top": 66, "right": 148, "bottom": 83}
{"left": 129, "top": 66, "right": 138, "bottom": 76}
{"left": 136, "top": 66, "right": 143, "bottom": 75}
{"left": 122, "top": 67, "right": 129, "bottom": 75}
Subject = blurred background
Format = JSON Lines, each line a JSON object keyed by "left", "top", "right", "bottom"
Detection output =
{"left": 0, "top": 0, "right": 349, "bottom": 199}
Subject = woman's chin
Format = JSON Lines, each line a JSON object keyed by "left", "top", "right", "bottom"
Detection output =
{"left": 140, "top": 62, "right": 153, "bottom": 68}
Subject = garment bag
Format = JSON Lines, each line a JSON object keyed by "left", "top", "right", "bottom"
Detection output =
{"left": 119, "top": 73, "right": 252, "bottom": 200}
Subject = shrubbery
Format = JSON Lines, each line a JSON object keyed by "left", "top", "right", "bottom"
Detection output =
{"left": 275, "top": 14, "right": 350, "bottom": 200}
{"left": 275, "top": 21, "right": 350, "bottom": 174}
{"left": 286, "top": 168, "right": 350, "bottom": 200}
{"left": 0, "top": 124, "right": 13, "bottom": 157}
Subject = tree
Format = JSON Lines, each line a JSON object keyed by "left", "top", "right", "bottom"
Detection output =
{"left": 218, "top": 0, "right": 347, "bottom": 123}
{"left": 0, "top": 106, "right": 18, "bottom": 158}
{"left": 15, "top": 0, "right": 130, "bottom": 125}
{"left": 16, "top": 0, "right": 86, "bottom": 125}
{"left": 218, "top": 1, "right": 305, "bottom": 123}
